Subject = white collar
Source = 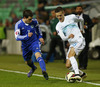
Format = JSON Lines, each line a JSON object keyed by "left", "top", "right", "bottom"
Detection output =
{"left": 25, "top": 23, "right": 29, "bottom": 26}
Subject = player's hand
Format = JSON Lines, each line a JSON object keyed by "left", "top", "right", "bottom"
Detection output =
{"left": 39, "top": 38, "right": 45, "bottom": 45}
{"left": 68, "top": 34, "right": 74, "bottom": 39}
{"left": 84, "top": 25, "right": 87, "bottom": 29}
{"left": 53, "top": 32, "right": 57, "bottom": 36}
{"left": 28, "top": 32, "right": 33, "bottom": 37}
{"left": 80, "top": 30, "right": 83, "bottom": 34}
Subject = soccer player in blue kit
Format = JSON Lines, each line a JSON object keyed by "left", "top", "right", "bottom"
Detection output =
{"left": 14, "top": 9, "right": 48, "bottom": 80}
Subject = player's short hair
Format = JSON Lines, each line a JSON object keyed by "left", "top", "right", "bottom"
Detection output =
{"left": 75, "top": 5, "right": 83, "bottom": 9}
{"left": 23, "top": 9, "right": 33, "bottom": 18}
{"left": 55, "top": 7, "right": 64, "bottom": 13}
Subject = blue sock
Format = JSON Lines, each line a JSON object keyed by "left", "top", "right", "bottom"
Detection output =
{"left": 37, "top": 57, "right": 46, "bottom": 71}
{"left": 27, "top": 61, "right": 36, "bottom": 70}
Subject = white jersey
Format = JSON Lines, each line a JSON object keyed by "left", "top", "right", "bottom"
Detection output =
{"left": 56, "top": 14, "right": 84, "bottom": 45}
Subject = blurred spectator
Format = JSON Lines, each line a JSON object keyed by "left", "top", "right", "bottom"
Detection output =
{"left": 45, "top": 10, "right": 66, "bottom": 63}
{"left": 5, "top": 19, "right": 12, "bottom": 28}
{"left": 51, "top": 0, "right": 61, "bottom": 6}
{"left": 0, "top": 20, "right": 6, "bottom": 53}
{"left": 0, "top": 20, "right": 6, "bottom": 40}
{"left": 75, "top": 5, "right": 94, "bottom": 70}
{"left": 65, "top": 8, "right": 75, "bottom": 15}
{"left": 92, "top": 17, "right": 99, "bottom": 25}
{"left": 37, "top": 16, "right": 45, "bottom": 25}
{"left": 38, "top": 0, "right": 47, "bottom": 11}
{"left": 10, "top": 12, "right": 19, "bottom": 25}
{"left": 35, "top": 9, "right": 49, "bottom": 25}
{"left": 40, "top": 11, "right": 49, "bottom": 23}
{"left": 92, "top": 17, "right": 99, "bottom": 41}
{"left": 59, "top": 0, "right": 74, "bottom": 4}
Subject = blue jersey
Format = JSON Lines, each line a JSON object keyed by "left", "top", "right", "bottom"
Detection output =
{"left": 15, "top": 18, "right": 42, "bottom": 50}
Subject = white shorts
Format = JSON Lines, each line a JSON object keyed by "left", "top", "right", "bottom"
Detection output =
{"left": 66, "top": 37, "right": 85, "bottom": 59}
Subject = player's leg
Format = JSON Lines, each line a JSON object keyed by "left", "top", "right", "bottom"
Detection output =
{"left": 68, "top": 47, "right": 80, "bottom": 74}
{"left": 33, "top": 41, "right": 49, "bottom": 80}
{"left": 35, "top": 52, "right": 49, "bottom": 80}
{"left": 66, "top": 47, "right": 79, "bottom": 74}
{"left": 35, "top": 52, "right": 46, "bottom": 71}
{"left": 66, "top": 47, "right": 82, "bottom": 82}
{"left": 66, "top": 48, "right": 86, "bottom": 80}
{"left": 76, "top": 39, "right": 87, "bottom": 79}
{"left": 26, "top": 59, "right": 37, "bottom": 70}
{"left": 68, "top": 66, "right": 87, "bottom": 79}
{"left": 23, "top": 51, "right": 37, "bottom": 77}
{"left": 26, "top": 59, "right": 37, "bottom": 77}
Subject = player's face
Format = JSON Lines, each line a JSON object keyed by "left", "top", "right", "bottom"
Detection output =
{"left": 25, "top": 16, "right": 33, "bottom": 24}
{"left": 51, "top": 10, "right": 56, "bottom": 18}
{"left": 56, "top": 11, "right": 65, "bottom": 22}
{"left": 76, "top": 7, "right": 83, "bottom": 15}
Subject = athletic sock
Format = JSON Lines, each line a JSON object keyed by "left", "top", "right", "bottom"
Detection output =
{"left": 27, "top": 61, "right": 36, "bottom": 70}
{"left": 69, "top": 66, "right": 84, "bottom": 75}
{"left": 69, "top": 56, "right": 79, "bottom": 74}
{"left": 79, "top": 69, "right": 84, "bottom": 75}
{"left": 37, "top": 57, "right": 46, "bottom": 71}
{"left": 68, "top": 66, "right": 74, "bottom": 72}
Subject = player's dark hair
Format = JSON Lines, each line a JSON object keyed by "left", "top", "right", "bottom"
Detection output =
{"left": 75, "top": 5, "right": 83, "bottom": 9}
{"left": 23, "top": 9, "right": 33, "bottom": 18}
{"left": 55, "top": 7, "right": 64, "bottom": 13}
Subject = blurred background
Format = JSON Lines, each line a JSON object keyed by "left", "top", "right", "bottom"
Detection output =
{"left": 0, "top": 0, "right": 100, "bottom": 61}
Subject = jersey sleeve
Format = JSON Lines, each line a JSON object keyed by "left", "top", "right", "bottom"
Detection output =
{"left": 35, "top": 20, "right": 42, "bottom": 39}
{"left": 56, "top": 25, "right": 68, "bottom": 41}
{"left": 15, "top": 23, "right": 29, "bottom": 41}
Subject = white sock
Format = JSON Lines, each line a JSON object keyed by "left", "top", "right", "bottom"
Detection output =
{"left": 69, "top": 66, "right": 84, "bottom": 75}
{"left": 68, "top": 66, "right": 74, "bottom": 72}
{"left": 69, "top": 56, "right": 79, "bottom": 74}
{"left": 79, "top": 69, "right": 84, "bottom": 75}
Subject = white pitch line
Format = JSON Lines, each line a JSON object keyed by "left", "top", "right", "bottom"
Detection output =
{"left": 0, "top": 69, "right": 65, "bottom": 80}
{"left": 0, "top": 69, "right": 100, "bottom": 86}
{"left": 84, "top": 81, "right": 100, "bottom": 86}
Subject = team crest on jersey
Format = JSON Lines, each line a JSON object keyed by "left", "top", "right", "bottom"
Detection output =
{"left": 22, "top": 27, "right": 24, "bottom": 30}
{"left": 31, "top": 25, "right": 34, "bottom": 28}
{"left": 36, "top": 48, "right": 39, "bottom": 49}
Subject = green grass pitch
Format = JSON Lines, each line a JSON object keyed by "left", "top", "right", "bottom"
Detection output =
{"left": 0, "top": 54, "right": 100, "bottom": 87}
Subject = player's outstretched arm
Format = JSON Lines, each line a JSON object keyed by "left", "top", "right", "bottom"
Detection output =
{"left": 56, "top": 29, "right": 69, "bottom": 41}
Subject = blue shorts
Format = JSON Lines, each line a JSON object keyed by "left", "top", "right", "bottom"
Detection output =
{"left": 22, "top": 41, "right": 41, "bottom": 61}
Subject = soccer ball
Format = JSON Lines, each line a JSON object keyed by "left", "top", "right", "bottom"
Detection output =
{"left": 65, "top": 72, "right": 76, "bottom": 83}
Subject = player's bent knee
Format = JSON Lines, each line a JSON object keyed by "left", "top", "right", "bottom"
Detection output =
{"left": 68, "top": 52, "right": 75, "bottom": 58}
{"left": 68, "top": 54, "right": 74, "bottom": 58}
{"left": 66, "top": 64, "right": 71, "bottom": 68}
{"left": 66, "top": 59, "right": 71, "bottom": 68}
{"left": 35, "top": 52, "right": 41, "bottom": 59}
{"left": 68, "top": 47, "right": 76, "bottom": 58}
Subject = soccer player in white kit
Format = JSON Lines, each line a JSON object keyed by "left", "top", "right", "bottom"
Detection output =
{"left": 55, "top": 7, "right": 87, "bottom": 82}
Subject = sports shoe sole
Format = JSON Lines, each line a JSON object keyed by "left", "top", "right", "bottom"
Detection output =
{"left": 81, "top": 73, "right": 87, "bottom": 79}
{"left": 70, "top": 76, "right": 82, "bottom": 82}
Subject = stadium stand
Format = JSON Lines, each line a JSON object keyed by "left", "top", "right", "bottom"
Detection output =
{"left": 0, "top": 0, "right": 38, "bottom": 24}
